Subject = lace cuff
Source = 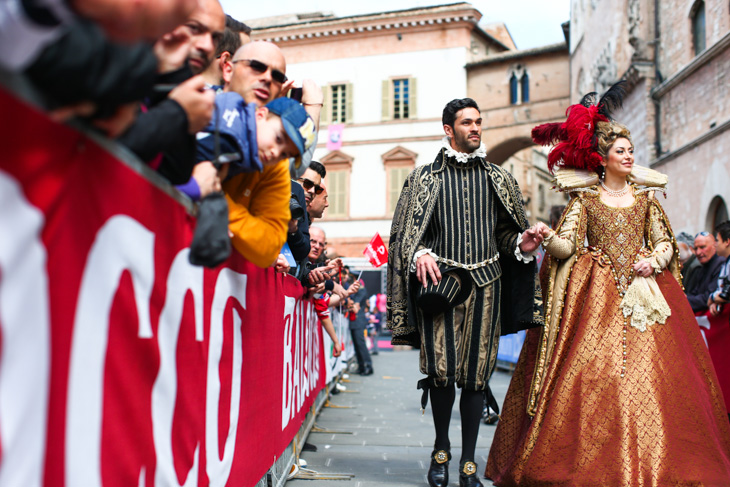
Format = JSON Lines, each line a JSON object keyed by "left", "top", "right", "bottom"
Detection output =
{"left": 643, "top": 241, "right": 673, "bottom": 273}
{"left": 620, "top": 275, "right": 671, "bottom": 332}
{"left": 411, "top": 248, "right": 438, "bottom": 273}
{"left": 514, "top": 233, "right": 536, "bottom": 263}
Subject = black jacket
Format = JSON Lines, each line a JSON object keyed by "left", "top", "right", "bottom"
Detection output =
{"left": 287, "top": 182, "right": 311, "bottom": 262}
{"left": 685, "top": 254, "right": 724, "bottom": 313}
{"left": 25, "top": 19, "right": 157, "bottom": 119}
{"left": 117, "top": 67, "right": 196, "bottom": 185}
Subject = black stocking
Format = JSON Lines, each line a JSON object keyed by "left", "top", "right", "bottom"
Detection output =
{"left": 429, "top": 384, "right": 456, "bottom": 451}
{"left": 459, "top": 389, "right": 484, "bottom": 464}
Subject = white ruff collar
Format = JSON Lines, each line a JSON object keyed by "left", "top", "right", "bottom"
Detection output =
{"left": 441, "top": 136, "right": 487, "bottom": 163}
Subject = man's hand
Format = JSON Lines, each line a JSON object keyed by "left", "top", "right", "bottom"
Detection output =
{"left": 416, "top": 253, "right": 441, "bottom": 288}
{"left": 288, "top": 219, "right": 299, "bottom": 233}
{"left": 332, "top": 282, "right": 349, "bottom": 299}
{"left": 710, "top": 302, "right": 723, "bottom": 317}
{"left": 169, "top": 76, "right": 215, "bottom": 134}
{"left": 273, "top": 254, "right": 290, "bottom": 274}
{"left": 154, "top": 27, "right": 194, "bottom": 74}
{"left": 191, "top": 161, "right": 221, "bottom": 198}
{"left": 518, "top": 226, "right": 545, "bottom": 254}
{"left": 307, "top": 267, "right": 328, "bottom": 286}
{"left": 332, "top": 340, "right": 342, "bottom": 357}
{"left": 347, "top": 280, "right": 361, "bottom": 296}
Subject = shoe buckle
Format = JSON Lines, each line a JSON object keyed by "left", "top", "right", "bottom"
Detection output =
{"left": 434, "top": 450, "right": 449, "bottom": 464}
{"left": 462, "top": 461, "right": 476, "bottom": 475}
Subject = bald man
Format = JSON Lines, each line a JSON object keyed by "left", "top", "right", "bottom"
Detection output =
{"left": 685, "top": 233, "right": 725, "bottom": 313}
{"left": 220, "top": 41, "right": 325, "bottom": 268}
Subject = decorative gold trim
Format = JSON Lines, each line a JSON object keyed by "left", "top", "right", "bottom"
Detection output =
{"left": 434, "top": 450, "right": 449, "bottom": 464}
{"left": 462, "top": 461, "right": 477, "bottom": 475}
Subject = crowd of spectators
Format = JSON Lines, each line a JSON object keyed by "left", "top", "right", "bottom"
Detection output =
{"left": 681, "top": 221, "right": 730, "bottom": 414}
{"left": 1, "top": 0, "right": 373, "bottom": 372}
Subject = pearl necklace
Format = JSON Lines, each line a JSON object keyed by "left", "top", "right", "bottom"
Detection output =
{"left": 600, "top": 180, "right": 630, "bottom": 197}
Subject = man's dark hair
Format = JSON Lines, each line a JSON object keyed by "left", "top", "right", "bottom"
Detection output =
{"left": 715, "top": 220, "right": 730, "bottom": 242}
{"left": 308, "top": 161, "right": 326, "bottom": 178}
{"left": 226, "top": 15, "right": 252, "bottom": 35}
{"left": 214, "top": 16, "right": 251, "bottom": 58}
{"left": 442, "top": 98, "right": 480, "bottom": 128}
{"left": 215, "top": 29, "right": 241, "bottom": 58}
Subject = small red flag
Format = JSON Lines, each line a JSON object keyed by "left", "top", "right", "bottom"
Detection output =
{"left": 363, "top": 233, "right": 388, "bottom": 267}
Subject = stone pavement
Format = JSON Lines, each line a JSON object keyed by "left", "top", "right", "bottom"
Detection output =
{"left": 287, "top": 347, "right": 513, "bottom": 487}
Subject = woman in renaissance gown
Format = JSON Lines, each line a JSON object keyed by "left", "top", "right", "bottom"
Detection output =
{"left": 486, "top": 84, "right": 730, "bottom": 486}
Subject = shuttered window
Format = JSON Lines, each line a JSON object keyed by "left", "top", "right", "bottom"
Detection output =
{"left": 381, "top": 77, "right": 418, "bottom": 121}
{"left": 328, "top": 170, "right": 348, "bottom": 218}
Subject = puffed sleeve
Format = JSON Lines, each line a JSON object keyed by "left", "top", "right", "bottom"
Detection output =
{"left": 644, "top": 198, "right": 674, "bottom": 273}
{"left": 542, "top": 198, "right": 583, "bottom": 260}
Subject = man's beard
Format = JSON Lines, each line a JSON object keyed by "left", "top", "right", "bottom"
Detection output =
{"left": 453, "top": 132, "right": 481, "bottom": 153}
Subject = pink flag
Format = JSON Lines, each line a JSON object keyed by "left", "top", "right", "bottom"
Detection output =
{"left": 363, "top": 233, "right": 388, "bottom": 267}
{"left": 326, "top": 123, "right": 344, "bottom": 151}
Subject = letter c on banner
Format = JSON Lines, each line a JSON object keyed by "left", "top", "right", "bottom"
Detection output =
{"left": 152, "top": 249, "right": 204, "bottom": 487}
{"left": 206, "top": 269, "right": 246, "bottom": 486}
{"left": 0, "top": 171, "right": 50, "bottom": 487}
{"left": 66, "top": 215, "right": 155, "bottom": 487}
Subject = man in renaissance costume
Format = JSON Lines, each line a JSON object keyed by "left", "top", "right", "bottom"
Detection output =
{"left": 386, "top": 98, "right": 544, "bottom": 487}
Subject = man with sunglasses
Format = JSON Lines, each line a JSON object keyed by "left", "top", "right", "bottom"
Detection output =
{"left": 219, "top": 40, "right": 324, "bottom": 268}
{"left": 285, "top": 162, "right": 326, "bottom": 265}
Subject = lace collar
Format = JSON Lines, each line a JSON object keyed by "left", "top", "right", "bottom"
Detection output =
{"left": 441, "top": 136, "right": 487, "bottom": 163}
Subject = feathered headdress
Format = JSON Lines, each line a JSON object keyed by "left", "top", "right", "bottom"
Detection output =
{"left": 532, "top": 81, "right": 627, "bottom": 173}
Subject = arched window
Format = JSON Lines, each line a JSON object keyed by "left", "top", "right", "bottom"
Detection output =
{"left": 708, "top": 196, "right": 729, "bottom": 231}
{"left": 509, "top": 73, "right": 519, "bottom": 105}
{"left": 520, "top": 73, "right": 530, "bottom": 103}
{"left": 692, "top": 0, "right": 706, "bottom": 55}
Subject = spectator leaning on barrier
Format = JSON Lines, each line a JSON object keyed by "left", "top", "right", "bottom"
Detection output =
{"left": 116, "top": 0, "right": 225, "bottom": 185}
{"left": 220, "top": 41, "right": 323, "bottom": 268}
{"left": 685, "top": 232, "right": 725, "bottom": 313}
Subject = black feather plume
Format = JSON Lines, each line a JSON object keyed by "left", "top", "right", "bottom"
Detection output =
{"left": 579, "top": 92, "right": 598, "bottom": 108}
{"left": 597, "top": 80, "right": 627, "bottom": 120}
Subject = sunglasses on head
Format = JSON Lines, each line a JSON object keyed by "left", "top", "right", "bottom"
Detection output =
{"left": 298, "top": 177, "right": 324, "bottom": 194}
{"left": 696, "top": 231, "right": 711, "bottom": 239}
{"left": 231, "top": 58, "right": 288, "bottom": 84}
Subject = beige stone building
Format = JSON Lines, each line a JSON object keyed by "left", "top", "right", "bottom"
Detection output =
{"left": 569, "top": 0, "right": 730, "bottom": 233}
{"left": 249, "top": 3, "right": 571, "bottom": 256}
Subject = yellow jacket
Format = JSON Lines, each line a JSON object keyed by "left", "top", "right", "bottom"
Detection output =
{"left": 223, "top": 160, "right": 289, "bottom": 268}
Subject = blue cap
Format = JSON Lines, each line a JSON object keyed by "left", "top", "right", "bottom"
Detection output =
{"left": 265, "top": 97, "right": 316, "bottom": 156}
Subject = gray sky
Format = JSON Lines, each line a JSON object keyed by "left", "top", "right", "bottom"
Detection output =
{"left": 221, "top": 0, "right": 570, "bottom": 50}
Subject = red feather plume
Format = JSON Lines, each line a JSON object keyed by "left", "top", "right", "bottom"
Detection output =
{"left": 531, "top": 101, "right": 608, "bottom": 173}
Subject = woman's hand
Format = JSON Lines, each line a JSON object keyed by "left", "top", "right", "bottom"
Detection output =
{"left": 632, "top": 260, "right": 654, "bottom": 278}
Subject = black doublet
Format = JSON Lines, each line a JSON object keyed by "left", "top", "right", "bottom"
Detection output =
{"left": 422, "top": 158, "right": 501, "bottom": 287}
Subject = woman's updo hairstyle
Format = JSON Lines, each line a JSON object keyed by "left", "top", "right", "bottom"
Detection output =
{"left": 595, "top": 121, "right": 632, "bottom": 160}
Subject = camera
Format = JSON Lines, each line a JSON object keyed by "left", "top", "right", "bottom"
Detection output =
{"left": 290, "top": 194, "right": 304, "bottom": 220}
{"left": 718, "top": 275, "right": 730, "bottom": 302}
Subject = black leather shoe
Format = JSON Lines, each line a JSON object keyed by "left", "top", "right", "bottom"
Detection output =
{"left": 458, "top": 461, "right": 483, "bottom": 487}
{"left": 359, "top": 366, "right": 374, "bottom": 376}
{"left": 427, "top": 449, "right": 450, "bottom": 487}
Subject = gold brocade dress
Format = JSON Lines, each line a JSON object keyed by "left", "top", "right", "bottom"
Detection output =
{"left": 487, "top": 189, "right": 730, "bottom": 486}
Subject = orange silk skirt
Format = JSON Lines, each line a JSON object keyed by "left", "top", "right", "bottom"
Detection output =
{"left": 486, "top": 253, "right": 730, "bottom": 486}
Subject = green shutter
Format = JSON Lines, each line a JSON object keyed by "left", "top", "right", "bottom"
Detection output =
{"left": 320, "top": 85, "right": 331, "bottom": 126}
{"left": 382, "top": 80, "right": 392, "bottom": 121}
{"left": 345, "top": 82, "right": 354, "bottom": 124}
{"left": 408, "top": 77, "right": 417, "bottom": 119}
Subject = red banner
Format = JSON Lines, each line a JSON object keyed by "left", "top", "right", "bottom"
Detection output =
{"left": 363, "top": 233, "right": 388, "bottom": 267}
{"left": 0, "top": 89, "right": 325, "bottom": 487}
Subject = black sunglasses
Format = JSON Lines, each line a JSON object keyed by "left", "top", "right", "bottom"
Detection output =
{"left": 297, "top": 177, "right": 324, "bottom": 194}
{"left": 231, "top": 58, "right": 288, "bottom": 84}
